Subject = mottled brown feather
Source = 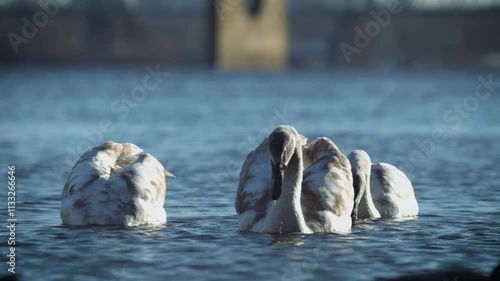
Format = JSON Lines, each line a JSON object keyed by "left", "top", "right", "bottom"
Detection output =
{"left": 235, "top": 138, "right": 270, "bottom": 214}
{"left": 301, "top": 137, "right": 353, "bottom": 224}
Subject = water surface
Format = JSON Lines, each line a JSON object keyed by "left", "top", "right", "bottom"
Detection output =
{"left": 0, "top": 67, "right": 499, "bottom": 280}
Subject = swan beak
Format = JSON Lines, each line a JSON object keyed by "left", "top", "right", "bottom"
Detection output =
{"left": 164, "top": 170, "right": 176, "bottom": 178}
{"left": 271, "top": 163, "right": 283, "bottom": 200}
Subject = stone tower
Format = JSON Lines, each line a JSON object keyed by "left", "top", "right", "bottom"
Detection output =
{"left": 214, "top": 0, "right": 288, "bottom": 69}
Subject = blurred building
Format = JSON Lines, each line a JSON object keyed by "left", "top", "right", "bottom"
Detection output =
{"left": 0, "top": 0, "right": 499, "bottom": 68}
{"left": 215, "top": 0, "right": 287, "bottom": 69}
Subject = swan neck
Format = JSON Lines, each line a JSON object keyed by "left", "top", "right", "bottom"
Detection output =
{"left": 267, "top": 147, "right": 309, "bottom": 233}
{"left": 360, "top": 169, "right": 380, "bottom": 218}
{"left": 282, "top": 147, "right": 303, "bottom": 200}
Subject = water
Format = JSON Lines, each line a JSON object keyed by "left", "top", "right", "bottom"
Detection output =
{"left": 0, "top": 66, "right": 499, "bottom": 281}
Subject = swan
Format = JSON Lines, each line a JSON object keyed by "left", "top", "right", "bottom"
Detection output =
{"left": 235, "top": 125, "right": 354, "bottom": 233}
{"left": 348, "top": 150, "right": 418, "bottom": 220}
{"left": 60, "top": 141, "right": 175, "bottom": 226}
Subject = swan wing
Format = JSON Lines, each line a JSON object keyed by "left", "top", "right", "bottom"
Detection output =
{"left": 301, "top": 137, "right": 354, "bottom": 232}
{"left": 370, "top": 163, "right": 419, "bottom": 218}
{"left": 235, "top": 138, "right": 273, "bottom": 232}
{"left": 61, "top": 141, "right": 168, "bottom": 226}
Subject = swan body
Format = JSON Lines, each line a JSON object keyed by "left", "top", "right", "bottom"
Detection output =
{"left": 236, "top": 126, "right": 354, "bottom": 233}
{"left": 60, "top": 141, "right": 174, "bottom": 226}
{"left": 348, "top": 150, "right": 418, "bottom": 220}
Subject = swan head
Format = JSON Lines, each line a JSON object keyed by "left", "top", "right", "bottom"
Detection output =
{"left": 268, "top": 126, "right": 300, "bottom": 200}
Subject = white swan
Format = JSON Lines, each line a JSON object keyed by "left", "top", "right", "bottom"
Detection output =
{"left": 235, "top": 126, "right": 354, "bottom": 233}
{"left": 348, "top": 150, "right": 418, "bottom": 220}
{"left": 60, "top": 141, "right": 175, "bottom": 226}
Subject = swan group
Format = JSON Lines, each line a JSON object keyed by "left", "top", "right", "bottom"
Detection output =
{"left": 60, "top": 126, "right": 417, "bottom": 231}
{"left": 235, "top": 125, "right": 419, "bottom": 233}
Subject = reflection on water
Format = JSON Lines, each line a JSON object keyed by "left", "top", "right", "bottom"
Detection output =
{"left": 0, "top": 67, "right": 499, "bottom": 281}
{"left": 270, "top": 234, "right": 308, "bottom": 246}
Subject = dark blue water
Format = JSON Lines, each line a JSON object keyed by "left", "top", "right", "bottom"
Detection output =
{"left": 0, "top": 66, "right": 499, "bottom": 281}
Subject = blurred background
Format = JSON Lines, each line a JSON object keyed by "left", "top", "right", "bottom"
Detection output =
{"left": 1, "top": 0, "right": 500, "bottom": 69}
